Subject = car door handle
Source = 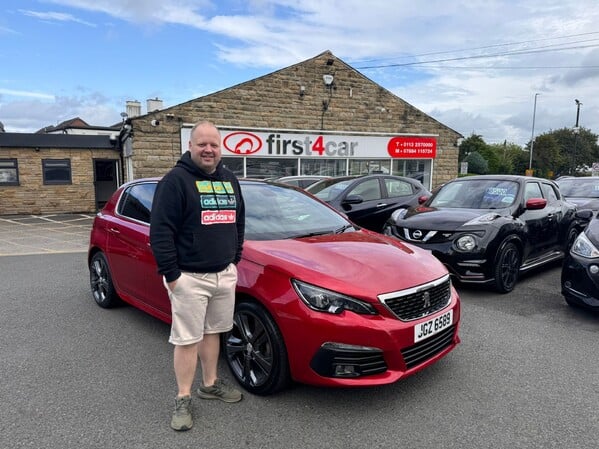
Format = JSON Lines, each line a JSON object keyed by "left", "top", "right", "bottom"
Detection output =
{"left": 376, "top": 203, "right": 388, "bottom": 208}
{"left": 108, "top": 227, "right": 121, "bottom": 234}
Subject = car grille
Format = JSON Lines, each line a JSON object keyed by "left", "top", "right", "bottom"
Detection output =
{"left": 396, "top": 227, "right": 454, "bottom": 243}
{"left": 401, "top": 325, "right": 455, "bottom": 369}
{"left": 379, "top": 275, "right": 452, "bottom": 321}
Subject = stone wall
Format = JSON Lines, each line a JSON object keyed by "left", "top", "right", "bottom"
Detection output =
{"left": 127, "top": 51, "right": 461, "bottom": 188}
{"left": 0, "top": 148, "right": 119, "bottom": 215}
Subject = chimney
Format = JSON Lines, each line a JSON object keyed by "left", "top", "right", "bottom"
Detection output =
{"left": 147, "top": 97, "right": 163, "bottom": 113}
{"left": 126, "top": 100, "right": 141, "bottom": 118}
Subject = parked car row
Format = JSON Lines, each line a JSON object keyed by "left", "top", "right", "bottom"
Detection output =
{"left": 87, "top": 173, "right": 598, "bottom": 399}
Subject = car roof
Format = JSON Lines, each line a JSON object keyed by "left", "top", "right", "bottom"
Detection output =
{"left": 449, "top": 174, "right": 553, "bottom": 183}
{"left": 276, "top": 175, "right": 330, "bottom": 181}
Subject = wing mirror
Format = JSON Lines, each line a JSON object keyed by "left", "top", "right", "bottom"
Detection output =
{"left": 525, "top": 198, "right": 547, "bottom": 210}
{"left": 342, "top": 194, "right": 364, "bottom": 205}
{"left": 575, "top": 209, "right": 594, "bottom": 221}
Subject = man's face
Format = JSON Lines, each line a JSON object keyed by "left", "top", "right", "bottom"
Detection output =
{"left": 189, "top": 124, "right": 222, "bottom": 173}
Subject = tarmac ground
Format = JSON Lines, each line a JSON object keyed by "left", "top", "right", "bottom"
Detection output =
{"left": 0, "top": 213, "right": 94, "bottom": 256}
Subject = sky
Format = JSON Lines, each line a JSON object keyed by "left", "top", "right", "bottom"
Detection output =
{"left": 1, "top": 0, "right": 598, "bottom": 147}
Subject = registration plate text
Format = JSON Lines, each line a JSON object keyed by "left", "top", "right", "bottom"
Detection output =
{"left": 414, "top": 310, "right": 453, "bottom": 343}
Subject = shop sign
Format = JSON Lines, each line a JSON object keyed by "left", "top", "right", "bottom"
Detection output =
{"left": 387, "top": 137, "right": 437, "bottom": 158}
{"left": 181, "top": 127, "right": 438, "bottom": 159}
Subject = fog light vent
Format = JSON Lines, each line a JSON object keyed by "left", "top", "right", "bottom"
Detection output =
{"left": 310, "top": 342, "right": 387, "bottom": 378}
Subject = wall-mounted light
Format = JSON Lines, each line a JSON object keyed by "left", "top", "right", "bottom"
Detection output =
{"left": 299, "top": 85, "right": 306, "bottom": 98}
{"left": 323, "top": 74, "right": 334, "bottom": 86}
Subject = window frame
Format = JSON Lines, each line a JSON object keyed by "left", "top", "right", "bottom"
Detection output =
{"left": 42, "top": 158, "right": 72, "bottom": 185}
{"left": 0, "top": 158, "right": 19, "bottom": 186}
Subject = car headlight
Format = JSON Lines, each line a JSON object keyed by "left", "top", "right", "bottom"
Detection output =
{"left": 571, "top": 232, "right": 599, "bottom": 258}
{"left": 391, "top": 208, "right": 408, "bottom": 221}
{"left": 455, "top": 234, "right": 477, "bottom": 251}
{"left": 463, "top": 213, "right": 500, "bottom": 226}
{"left": 291, "top": 279, "right": 378, "bottom": 315}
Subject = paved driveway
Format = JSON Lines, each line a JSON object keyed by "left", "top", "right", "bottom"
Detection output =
{"left": 0, "top": 214, "right": 93, "bottom": 256}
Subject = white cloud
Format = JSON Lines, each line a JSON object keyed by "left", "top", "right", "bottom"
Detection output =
{"left": 19, "top": 9, "right": 96, "bottom": 27}
{"left": 0, "top": 88, "right": 55, "bottom": 100}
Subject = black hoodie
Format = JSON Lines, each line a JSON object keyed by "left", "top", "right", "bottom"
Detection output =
{"left": 150, "top": 151, "right": 245, "bottom": 282}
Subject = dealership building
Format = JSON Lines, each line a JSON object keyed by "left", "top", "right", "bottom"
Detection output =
{"left": 0, "top": 50, "right": 462, "bottom": 215}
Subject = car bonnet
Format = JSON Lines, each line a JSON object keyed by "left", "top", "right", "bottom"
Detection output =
{"left": 398, "top": 207, "right": 503, "bottom": 231}
{"left": 242, "top": 232, "right": 448, "bottom": 300}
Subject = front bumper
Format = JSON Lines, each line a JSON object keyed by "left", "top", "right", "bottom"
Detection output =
{"left": 279, "top": 287, "right": 461, "bottom": 387}
{"left": 561, "top": 253, "right": 599, "bottom": 310}
{"left": 396, "top": 238, "right": 495, "bottom": 284}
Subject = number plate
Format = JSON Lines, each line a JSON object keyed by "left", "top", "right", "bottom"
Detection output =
{"left": 414, "top": 310, "right": 453, "bottom": 343}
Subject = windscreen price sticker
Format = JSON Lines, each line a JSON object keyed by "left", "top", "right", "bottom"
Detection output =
{"left": 414, "top": 310, "right": 453, "bottom": 343}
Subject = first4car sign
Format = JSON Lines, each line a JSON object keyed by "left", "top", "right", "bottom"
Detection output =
{"left": 180, "top": 127, "right": 438, "bottom": 159}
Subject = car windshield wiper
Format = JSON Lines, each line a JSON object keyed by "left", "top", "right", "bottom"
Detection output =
{"left": 334, "top": 224, "right": 355, "bottom": 234}
{"left": 287, "top": 230, "right": 334, "bottom": 239}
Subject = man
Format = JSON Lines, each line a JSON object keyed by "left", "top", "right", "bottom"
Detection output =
{"left": 150, "top": 121, "right": 245, "bottom": 431}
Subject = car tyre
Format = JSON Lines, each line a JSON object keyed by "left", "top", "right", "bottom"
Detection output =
{"left": 564, "top": 224, "right": 579, "bottom": 251}
{"left": 223, "top": 301, "right": 291, "bottom": 396}
{"left": 494, "top": 241, "right": 521, "bottom": 293}
{"left": 89, "top": 251, "right": 121, "bottom": 308}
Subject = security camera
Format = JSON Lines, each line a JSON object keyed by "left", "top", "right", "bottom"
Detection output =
{"left": 151, "top": 119, "right": 160, "bottom": 127}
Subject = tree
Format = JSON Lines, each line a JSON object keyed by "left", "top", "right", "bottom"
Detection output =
{"left": 488, "top": 141, "right": 525, "bottom": 174}
{"left": 527, "top": 127, "right": 599, "bottom": 177}
{"left": 459, "top": 134, "right": 488, "bottom": 162}
{"left": 465, "top": 151, "right": 488, "bottom": 174}
{"left": 529, "top": 134, "right": 563, "bottom": 178}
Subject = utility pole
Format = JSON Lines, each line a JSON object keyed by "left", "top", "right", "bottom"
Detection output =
{"left": 529, "top": 93, "right": 540, "bottom": 172}
{"left": 572, "top": 99, "right": 582, "bottom": 175}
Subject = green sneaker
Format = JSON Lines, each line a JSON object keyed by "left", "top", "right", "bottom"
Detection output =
{"left": 171, "top": 395, "right": 192, "bottom": 431}
{"left": 197, "top": 378, "right": 243, "bottom": 403}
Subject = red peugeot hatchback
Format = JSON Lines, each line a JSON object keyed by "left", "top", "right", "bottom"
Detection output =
{"left": 88, "top": 178, "right": 460, "bottom": 395}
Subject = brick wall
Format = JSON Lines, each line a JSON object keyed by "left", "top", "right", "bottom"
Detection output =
{"left": 0, "top": 148, "right": 118, "bottom": 215}
{"left": 128, "top": 51, "right": 461, "bottom": 188}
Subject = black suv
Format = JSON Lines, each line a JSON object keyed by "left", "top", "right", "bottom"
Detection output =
{"left": 383, "top": 175, "right": 586, "bottom": 293}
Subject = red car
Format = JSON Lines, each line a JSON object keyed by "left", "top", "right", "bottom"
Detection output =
{"left": 88, "top": 178, "right": 460, "bottom": 395}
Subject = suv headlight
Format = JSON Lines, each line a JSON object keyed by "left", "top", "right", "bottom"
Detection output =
{"left": 463, "top": 213, "right": 500, "bottom": 225}
{"left": 571, "top": 232, "right": 599, "bottom": 258}
{"left": 391, "top": 208, "right": 408, "bottom": 221}
{"left": 455, "top": 234, "right": 477, "bottom": 251}
{"left": 292, "top": 280, "right": 377, "bottom": 315}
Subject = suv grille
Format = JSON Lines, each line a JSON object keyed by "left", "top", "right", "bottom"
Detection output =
{"left": 379, "top": 275, "right": 451, "bottom": 321}
{"left": 396, "top": 227, "right": 454, "bottom": 243}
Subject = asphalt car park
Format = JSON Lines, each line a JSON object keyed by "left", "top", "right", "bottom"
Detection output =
{"left": 1, "top": 250, "right": 597, "bottom": 449}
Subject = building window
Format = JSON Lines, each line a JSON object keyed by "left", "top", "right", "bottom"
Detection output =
{"left": 0, "top": 159, "right": 19, "bottom": 185}
{"left": 245, "top": 158, "right": 297, "bottom": 179}
{"left": 42, "top": 159, "right": 72, "bottom": 185}
{"left": 349, "top": 159, "right": 391, "bottom": 175}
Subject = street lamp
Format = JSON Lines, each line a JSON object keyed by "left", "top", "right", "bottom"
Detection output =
{"left": 529, "top": 93, "right": 540, "bottom": 171}
{"left": 572, "top": 99, "right": 582, "bottom": 174}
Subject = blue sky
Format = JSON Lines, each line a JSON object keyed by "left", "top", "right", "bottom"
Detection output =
{"left": 1, "top": 0, "right": 599, "bottom": 146}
